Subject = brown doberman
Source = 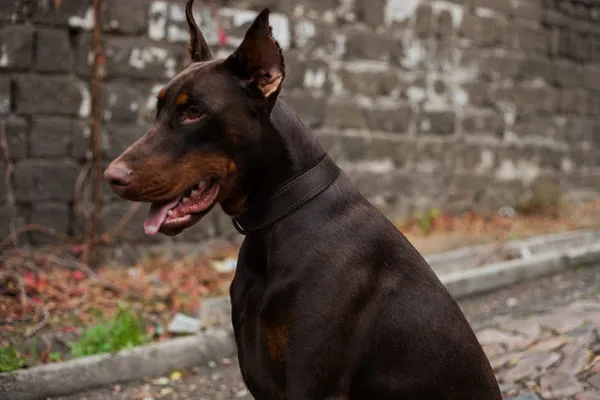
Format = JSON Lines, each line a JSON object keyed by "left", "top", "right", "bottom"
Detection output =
{"left": 104, "top": 1, "right": 503, "bottom": 398}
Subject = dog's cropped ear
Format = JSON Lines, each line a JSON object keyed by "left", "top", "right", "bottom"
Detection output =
{"left": 225, "top": 8, "right": 285, "bottom": 103}
{"left": 186, "top": 0, "right": 213, "bottom": 62}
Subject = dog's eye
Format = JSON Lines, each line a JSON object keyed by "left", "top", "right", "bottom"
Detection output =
{"left": 182, "top": 108, "right": 204, "bottom": 124}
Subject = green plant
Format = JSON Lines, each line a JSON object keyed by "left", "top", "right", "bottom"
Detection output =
{"left": 0, "top": 346, "right": 25, "bottom": 373}
{"left": 69, "top": 303, "right": 149, "bottom": 358}
{"left": 413, "top": 208, "right": 441, "bottom": 234}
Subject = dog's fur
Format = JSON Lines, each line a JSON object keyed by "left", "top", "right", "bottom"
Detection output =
{"left": 104, "top": 2, "right": 502, "bottom": 398}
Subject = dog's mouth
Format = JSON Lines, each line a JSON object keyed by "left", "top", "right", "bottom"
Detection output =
{"left": 143, "top": 177, "right": 220, "bottom": 236}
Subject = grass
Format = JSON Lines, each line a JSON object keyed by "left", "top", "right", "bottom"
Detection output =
{"left": 68, "top": 303, "right": 149, "bottom": 358}
{"left": 0, "top": 346, "right": 24, "bottom": 373}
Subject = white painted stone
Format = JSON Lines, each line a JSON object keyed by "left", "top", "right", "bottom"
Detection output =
{"left": 77, "top": 81, "right": 91, "bottom": 118}
{"left": 0, "top": 45, "right": 8, "bottom": 67}
{"left": 406, "top": 86, "right": 427, "bottom": 103}
{"left": 453, "top": 87, "right": 469, "bottom": 106}
{"left": 344, "top": 60, "right": 389, "bottom": 73}
{"left": 167, "top": 25, "right": 188, "bottom": 43}
{"left": 431, "top": 1, "right": 464, "bottom": 27}
{"left": 328, "top": 71, "right": 346, "bottom": 96}
{"left": 294, "top": 20, "right": 316, "bottom": 48}
{"left": 165, "top": 57, "right": 177, "bottom": 78}
{"left": 304, "top": 68, "right": 327, "bottom": 89}
{"left": 385, "top": 0, "right": 419, "bottom": 25}
{"left": 561, "top": 158, "right": 574, "bottom": 173}
{"left": 475, "top": 149, "right": 495, "bottom": 174}
{"left": 129, "top": 47, "right": 169, "bottom": 70}
{"left": 0, "top": 94, "right": 10, "bottom": 114}
{"left": 169, "top": 3, "right": 186, "bottom": 22}
{"left": 496, "top": 158, "right": 540, "bottom": 183}
{"left": 475, "top": 8, "right": 499, "bottom": 18}
{"left": 352, "top": 159, "right": 395, "bottom": 173}
{"left": 146, "top": 84, "right": 164, "bottom": 114}
{"left": 149, "top": 1, "right": 168, "bottom": 41}
{"left": 220, "top": 8, "right": 290, "bottom": 50}
{"left": 333, "top": 33, "right": 347, "bottom": 58}
{"left": 270, "top": 13, "right": 291, "bottom": 50}
{"left": 401, "top": 40, "right": 427, "bottom": 70}
{"left": 496, "top": 159, "right": 517, "bottom": 181}
{"left": 68, "top": 7, "right": 94, "bottom": 30}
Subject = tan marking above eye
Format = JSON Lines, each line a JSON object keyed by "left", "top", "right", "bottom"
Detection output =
{"left": 157, "top": 88, "right": 166, "bottom": 100}
{"left": 176, "top": 92, "right": 190, "bottom": 105}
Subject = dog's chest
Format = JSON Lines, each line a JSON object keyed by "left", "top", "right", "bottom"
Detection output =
{"left": 230, "top": 257, "right": 289, "bottom": 397}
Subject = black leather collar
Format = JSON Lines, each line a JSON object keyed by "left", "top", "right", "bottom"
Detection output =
{"left": 231, "top": 154, "right": 341, "bottom": 235}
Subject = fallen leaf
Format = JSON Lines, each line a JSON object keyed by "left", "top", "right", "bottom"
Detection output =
{"left": 170, "top": 370, "right": 182, "bottom": 381}
{"left": 151, "top": 377, "right": 170, "bottom": 385}
{"left": 71, "top": 271, "right": 86, "bottom": 281}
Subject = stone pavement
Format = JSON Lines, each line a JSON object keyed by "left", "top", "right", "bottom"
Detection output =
{"left": 482, "top": 299, "right": 600, "bottom": 400}
{"left": 53, "top": 265, "right": 600, "bottom": 400}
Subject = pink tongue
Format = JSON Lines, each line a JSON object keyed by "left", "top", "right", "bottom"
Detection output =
{"left": 143, "top": 197, "right": 181, "bottom": 235}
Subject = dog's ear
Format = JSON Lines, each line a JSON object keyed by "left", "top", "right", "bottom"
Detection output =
{"left": 186, "top": 0, "right": 213, "bottom": 62}
{"left": 225, "top": 8, "right": 285, "bottom": 103}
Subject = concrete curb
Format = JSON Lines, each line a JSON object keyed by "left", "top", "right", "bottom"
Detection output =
{"left": 441, "top": 240, "right": 600, "bottom": 300}
{"left": 0, "top": 327, "right": 235, "bottom": 400}
{"left": 1, "top": 230, "right": 599, "bottom": 399}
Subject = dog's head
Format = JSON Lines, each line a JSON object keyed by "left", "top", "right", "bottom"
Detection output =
{"left": 104, "top": 0, "right": 285, "bottom": 236}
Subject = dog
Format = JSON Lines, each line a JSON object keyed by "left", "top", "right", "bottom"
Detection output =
{"left": 104, "top": 1, "right": 503, "bottom": 398}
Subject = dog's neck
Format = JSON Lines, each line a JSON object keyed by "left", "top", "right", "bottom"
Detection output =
{"left": 245, "top": 99, "right": 325, "bottom": 204}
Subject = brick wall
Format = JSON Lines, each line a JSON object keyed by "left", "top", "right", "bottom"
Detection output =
{"left": 1, "top": 0, "right": 599, "bottom": 247}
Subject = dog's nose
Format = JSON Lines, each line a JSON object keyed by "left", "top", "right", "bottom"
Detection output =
{"left": 104, "top": 162, "right": 132, "bottom": 188}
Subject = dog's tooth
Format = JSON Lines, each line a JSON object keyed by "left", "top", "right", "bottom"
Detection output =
{"left": 182, "top": 197, "right": 189, "bottom": 203}
{"left": 167, "top": 210, "right": 173, "bottom": 216}
{"left": 191, "top": 189, "right": 199, "bottom": 197}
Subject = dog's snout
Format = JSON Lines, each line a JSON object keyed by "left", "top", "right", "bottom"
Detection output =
{"left": 104, "top": 162, "right": 132, "bottom": 189}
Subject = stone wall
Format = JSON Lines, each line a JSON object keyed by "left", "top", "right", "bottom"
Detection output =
{"left": 0, "top": 0, "right": 599, "bottom": 246}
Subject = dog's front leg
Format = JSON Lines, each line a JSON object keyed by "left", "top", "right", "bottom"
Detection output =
{"left": 283, "top": 331, "right": 351, "bottom": 400}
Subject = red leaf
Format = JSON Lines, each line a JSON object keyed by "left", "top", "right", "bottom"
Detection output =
{"left": 37, "top": 277, "right": 48, "bottom": 292}
{"left": 71, "top": 285, "right": 86, "bottom": 296}
{"left": 218, "top": 25, "right": 228, "bottom": 47}
{"left": 71, "top": 244, "right": 85, "bottom": 255}
{"left": 71, "top": 270, "right": 86, "bottom": 281}
{"left": 22, "top": 271, "right": 37, "bottom": 289}
{"left": 61, "top": 326, "right": 78, "bottom": 333}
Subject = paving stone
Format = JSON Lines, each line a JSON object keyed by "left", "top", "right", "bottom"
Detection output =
{"left": 505, "top": 393, "right": 542, "bottom": 400}
{"left": 490, "top": 352, "right": 522, "bottom": 371}
{"left": 482, "top": 343, "right": 505, "bottom": 359}
{"left": 567, "top": 325, "right": 598, "bottom": 348}
{"left": 589, "top": 373, "right": 600, "bottom": 391}
{"left": 502, "top": 318, "right": 544, "bottom": 341}
{"left": 540, "top": 371, "right": 584, "bottom": 399}
{"left": 502, "top": 352, "right": 561, "bottom": 383}
{"left": 528, "top": 336, "right": 571, "bottom": 354}
{"left": 556, "top": 343, "right": 593, "bottom": 376}
{"left": 477, "top": 328, "right": 518, "bottom": 346}
{"left": 568, "top": 301, "right": 600, "bottom": 313}
{"left": 576, "top": 392, "right": 600, "bottom": 400}
{"left": 534, "top": 312, "right": 587, "bottom": 334}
